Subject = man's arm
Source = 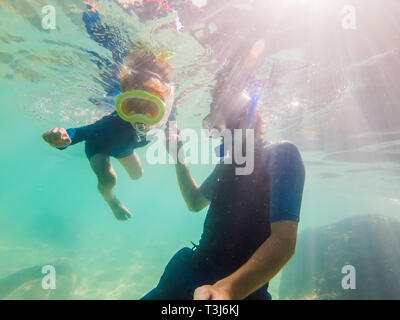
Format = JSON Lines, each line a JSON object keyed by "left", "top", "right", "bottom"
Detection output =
{"left": 165, "top": 127, "right": 210, "bottom": 212}
{"left": 175, "top": 161, "right": 210, "bottom": 212}
{"left": 194, "top": 220, "right": 298, "bottom": 300}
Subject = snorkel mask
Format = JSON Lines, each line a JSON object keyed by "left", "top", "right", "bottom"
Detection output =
{"left": 116, "top": 90, "right": 166, "bottom": 125}
{"left": 115, "top": 85, "right": 175, "bottom": 133}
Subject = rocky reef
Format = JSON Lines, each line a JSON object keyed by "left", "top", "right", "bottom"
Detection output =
{"left": 279, "top": 214, "right": 400, "bottom": 300}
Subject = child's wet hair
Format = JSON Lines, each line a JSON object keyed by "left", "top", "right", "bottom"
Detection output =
{"left": 119, "top": 46, "right": 173, "bottom": 100}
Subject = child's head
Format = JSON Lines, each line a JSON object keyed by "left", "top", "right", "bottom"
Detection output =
{"left": 118, "top": 47, "right": 174, "bottom": 131}
{"left": 119, "top": 47, "right": 173, "bottom": 102}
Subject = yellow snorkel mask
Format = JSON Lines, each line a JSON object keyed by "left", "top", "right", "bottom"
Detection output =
{"left": 116, "top": 90, "right": 166, "bottom": 125}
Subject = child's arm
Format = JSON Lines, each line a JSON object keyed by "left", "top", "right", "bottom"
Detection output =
{"left": 42, "top": 124, "right": 94, "bottom": 149}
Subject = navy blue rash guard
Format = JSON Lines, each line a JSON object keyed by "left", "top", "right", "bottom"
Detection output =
{"left": 195, "top": 140, "right": 305, "bottom": 273}
{"left": 59, "top": 112, "right": 149, "bottom": 159}
{"left": 141, "top": 141, "right": 305, "bottom": 300}
{"left": 201, "top": 141, "right": 305, "bottom": 223}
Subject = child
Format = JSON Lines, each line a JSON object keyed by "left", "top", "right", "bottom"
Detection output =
{"left": 42, "top": 47, "right": 174, "bottom": 221}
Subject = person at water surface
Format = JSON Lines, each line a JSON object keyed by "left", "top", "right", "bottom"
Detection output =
{"left": 142, "top": 59, "right": 306, "bottom": 300}
{"left": 42, "top": 47, "right": 174, "bottom": 221}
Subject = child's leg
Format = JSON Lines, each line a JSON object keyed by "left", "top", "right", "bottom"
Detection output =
{"left": 89, "top": 153, "right": 132, "bottom": 221}
{"left": 117, "top": 152, "right": 143, "bottom": 180}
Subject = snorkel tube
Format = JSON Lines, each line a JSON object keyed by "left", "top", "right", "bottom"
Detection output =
{"left": 243, "top": 83, "right": 261, "bottom": 131}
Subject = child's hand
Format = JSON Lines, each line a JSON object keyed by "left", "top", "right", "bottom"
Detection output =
{"left": 42, "top": 128, "right": 72, "bottom": 148}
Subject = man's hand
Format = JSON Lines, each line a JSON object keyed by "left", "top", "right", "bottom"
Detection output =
{"left": 193, "top": 284, "right": 232, "bottom": 300}
{"left": 164, "top": 124, "right": 184, "bottom": 163}
{"left": 42, "top": 128, "right": 72, "bottom": 148}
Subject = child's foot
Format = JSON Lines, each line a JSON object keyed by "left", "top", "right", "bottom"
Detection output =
{"left": 109, "top": 199, "right": 132, "bottom": 221}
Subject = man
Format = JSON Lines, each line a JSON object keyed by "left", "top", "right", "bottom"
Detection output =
{"left": 142, "top": 60, "right": 305, "bottom": 300}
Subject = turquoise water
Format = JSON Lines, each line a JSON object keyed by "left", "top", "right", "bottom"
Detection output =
{"left": 0, "top": 0, "right": 399, "bottom": 299}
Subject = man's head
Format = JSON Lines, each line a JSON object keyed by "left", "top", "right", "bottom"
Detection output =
{"left": 203, "top": 69, "right": 266, "bottom": 140}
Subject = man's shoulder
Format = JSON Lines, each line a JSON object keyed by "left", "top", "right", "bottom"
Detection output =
{"left": 261, "top": 141, "right": 305, "bottom": 223}
{"left": 261, "top": 141, "right": 303, "bottom": 170}
{"left": 262, "top": 140, "right": 301, "bottom": 158}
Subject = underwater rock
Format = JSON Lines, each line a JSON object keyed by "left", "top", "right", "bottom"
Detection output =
{"left": 279, "top": 214, "right": 400, "bottom": 300}
{"left": 0, "top": 258, "right": 77, "bottom": 300}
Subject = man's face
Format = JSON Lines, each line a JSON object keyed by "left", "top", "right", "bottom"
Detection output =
{"left": 204, "top": 82, "right": 252, "bottom": 134}
{"left": 202, "top": 87, "right": 235, "bottom": 133}
{"left": 202, "top": 108, "right": 227, "bottom": 133}
{"left": 203, "top": 96, "right": 249, "bottom": 135}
